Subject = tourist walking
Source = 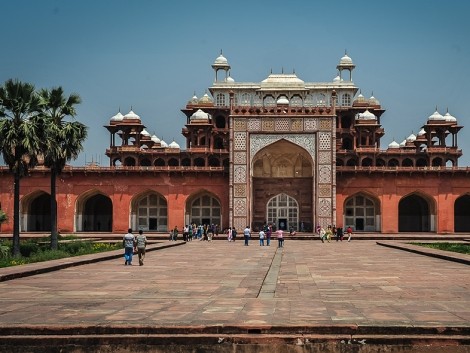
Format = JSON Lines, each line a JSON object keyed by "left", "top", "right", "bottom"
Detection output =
{"left": 123, "top": 228, "right": 135, "bottom": 265}
{"left": 266, "top": 224, "right": 272, "bottom": 246}
{"left": 243, "top": 226, "right": 251, "bottom": 246}
{"left": 135, "top": 229, "right": 148, "bottom": 266}
{"left": 232, "top": 227, "right": 237, "bottom": 242}
{"left": 227, "top": 227, "right": 233, "bottom": 242}
{"left": 276, "top": 228, "right": 284, "bottom": 248}
{"left": 346, "top": 226, "right": 353, "bottom": 242}
{"left": 319, "top": 226, "right": 326, "bottom": 243}
{"left": 259, "top": 228, "right": 265, "bottom": 246}
{"left": 336, "top": 226, "right": 343, "bottom": 241}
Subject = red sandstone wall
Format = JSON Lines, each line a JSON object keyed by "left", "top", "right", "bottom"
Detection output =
{"left": 0, "top": 170, "right": 229, "bottom": 234}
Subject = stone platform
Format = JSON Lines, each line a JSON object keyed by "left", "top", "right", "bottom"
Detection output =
{"left": 0, "top": 236, "right": 469, "bottom": 352}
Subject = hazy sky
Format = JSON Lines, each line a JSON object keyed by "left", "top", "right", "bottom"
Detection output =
{"left": 2, "top": 0, "right": 469, "bottom": 166}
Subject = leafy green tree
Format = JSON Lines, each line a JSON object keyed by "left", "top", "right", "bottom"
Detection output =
{"left": 0, "top": 209, "right": 7, "bottom": 226}
{"left": 0, "top": 79, "right": 42, "bottom": 256}
{"left": 39, "top": 87, "right": 87, "bottom": 250}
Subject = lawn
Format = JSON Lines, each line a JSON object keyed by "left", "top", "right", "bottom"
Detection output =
{"left": 0, "top": 236, "right": 122, "bottom": 268}
{"left": 412, "top": 242, "right": 470, "bottom": 255}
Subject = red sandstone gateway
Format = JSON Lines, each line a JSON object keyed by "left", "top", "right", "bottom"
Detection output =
{"left": 0, "top": 53, "right": 468, "bottom": 234}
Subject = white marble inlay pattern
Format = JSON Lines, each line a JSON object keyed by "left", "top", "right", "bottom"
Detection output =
{"left": 250, "top": 134, "right": 316, "bottom": 163}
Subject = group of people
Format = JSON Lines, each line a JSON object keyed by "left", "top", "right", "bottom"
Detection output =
{"left": 181, "top": 223, "right": 220, "bottom": 242}
{"left": 317, "top": 225, "right": 353, "bottom": 243}
{"left": 248, "top": 224, "right": 285, "bottom": 248}
{"left": 123, "top": 228, "right": 148, "bottom": 266}
{"left": 123, "top": 223, "right": 354, "bottom": 265}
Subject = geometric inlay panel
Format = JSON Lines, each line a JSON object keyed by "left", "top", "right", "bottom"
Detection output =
{"left": 250, "top": 134, "right": 316, "bottom": 164}
{"left": 319, "top": 118, "right": 332, "bottom": 130}
{"left": 275, "top": 118, "right": 290, "bottom": 131}
{"left": 318, "top": 151, "right": 331, "bottom": 164}
{"left": 319, "top": 165, "right": 331, "bottom": 183}
{"left": 318, "top": 132, "right": 331, "bottom": 150}
{"left": 234, "top": 132, "right": 247, "bottom": 150}
{"left": 234, "top": 198, "right": 247, "bottom": 216}
{"left": 318, "top": 198, "right": 331, "bottom": 217}
{"left": 262, "top": 119, "right": 275, "bottom": 131}
{"left": 318, "top": 184, "right": 331, "bottom": 198}
{"left": 234, "top": 165, "right": 247, "bottom": 183}
{"left": 291, "top": 119, "right": 303, "bottom": 131}
{"left": 248, "top": 118, "right": 261, "bottom": 131}
{"left": 234, "top": 184, "right": 246, "bottom": 197}
{"left": 234, "top": 217, "right": 247, "bottom": 232}
{"left": 234, "top": 119, "right": 247, "bottom": 131}
{"left": 234, "top": 151, "right": 247, "bottom": 165}
{"left": 304, "top": 118, "right": 318, "bottom": 131}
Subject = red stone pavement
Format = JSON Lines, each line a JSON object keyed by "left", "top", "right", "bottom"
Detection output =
{"left": 0, "top": 236, "right": 469, "bottom": 331}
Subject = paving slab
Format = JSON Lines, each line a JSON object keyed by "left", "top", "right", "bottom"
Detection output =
{"left": 0, "top": 238, "right": 469, "bottom": 351}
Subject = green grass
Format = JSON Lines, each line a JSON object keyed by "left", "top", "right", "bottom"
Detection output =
{"left": 0, "top": 236, "right": 122, "bottom": 268}
{"left": 412, "top": 242, "right": 470, "bottom": 255}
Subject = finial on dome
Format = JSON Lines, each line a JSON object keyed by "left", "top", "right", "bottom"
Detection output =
{"left": 293, "top": 68, "right": 295, "bottom": 74}
{"left": 270, "top": 68, "right": 273, "bottom": 74}
{"left": 220, "top": 49, "right": 223, "bottom": 55}
{"left": 281, "top": 67, "right": 284, "bottom": 74}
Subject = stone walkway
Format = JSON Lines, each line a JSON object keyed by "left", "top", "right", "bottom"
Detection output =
{"left": 0, "top": 238, "right": 469, "bottom": 329}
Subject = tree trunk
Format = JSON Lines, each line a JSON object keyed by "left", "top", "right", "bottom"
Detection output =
{"left": 50, "top": 167, "right": 58, "bottom": 250}
{"left": 12, "top": 172, "right": 20, "bottom": 257}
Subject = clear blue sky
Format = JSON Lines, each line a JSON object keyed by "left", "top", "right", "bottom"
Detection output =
{"left": 2, "top": 0, "right": 469, "bottom": 166}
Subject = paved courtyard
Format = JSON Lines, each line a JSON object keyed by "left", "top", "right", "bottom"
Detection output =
{"left": 0, "top": 238, "right": 469, "bottom": 328}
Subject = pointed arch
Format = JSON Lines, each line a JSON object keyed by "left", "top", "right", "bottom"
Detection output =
{"left": 455, "top": 194, "right": 470, "bottom": 232}
{"left": 266, "top": 193, "right": 299, "bottom": 231}
{"left": 75, "top": 189, "right": 113, "bottom": 232}
{"left": 130, "top": 190, "right": 168, "bottom": 232}
{"left": 20, "top": 190, "right": 51, "bottom": 232}
{"left": 398, "top": 192, "right": 436, "bottom": 232}
{"left": 344, "top": 192, "right": 381, "bottom": 232}
{"left": 185, "top": 190, "right": 221, "bottom": 227}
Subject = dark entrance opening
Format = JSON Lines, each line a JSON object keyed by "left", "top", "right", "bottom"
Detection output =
{"left": 82, "top": 194, "right": 112, "bottom": 232}
{"left": 455, "top": 195, "right": 470, "bottom": 232}
{"left": 355, "top": 218, "right": 364, "bottom": 231}
{"left": 399, "top": 195, "right": 430, "bottom": 232}
{"left": 149, "top": 218, "right": 157, "bottom": 231}
{"left": 278, "top": 218, "right": 287, "bottom": 230}
{"left": 28, "top": 193, "right": 51, "bottom": 231}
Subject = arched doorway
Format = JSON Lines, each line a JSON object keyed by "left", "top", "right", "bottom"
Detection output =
{"left": 344, "top": 194, "right": 380, "bottom": 231}
{"left": 267, "top": 193, "right": 299, "bottom": 231}
{"left": 21, "top": 191, "right": 51, "bottom": 231}
{"left": 251, "top": 139, "right": 313, "bottom": 231}
{"left": 455, "top": 195, "right": 470, "bottom": 232}
{"left": 76, "top": 191, "right": 113, "bottom": 232}
{"left": 398, "top": 194, "right": 432, "bottom": 232}
{"left": 187, "top": 193, "right": 221, "bottom": 227}
{"left": 82, "top": 194, "right": 112, "bottom": 232}
{"left": 132, "top": 193, "right": 167, "bottom": 232}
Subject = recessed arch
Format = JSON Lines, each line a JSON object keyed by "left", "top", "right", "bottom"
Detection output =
{"left": 402, "top": 158, "right": 413, "bottom": 167}
{"left": 124, "top": 156, "right": 136, "bottom": 166}
{"left": 185, "top": 191, "right": 221, "bottom": 227}
{"left": 168, "top": 158, "right": 179, "bottom": 167}
{"left": 398, "top": 192, "right": 435, "bottom": 232}
{"left": 154, "top": 158, "right": 165, "bottom": 167}
{"left": 266, "top": 193, "right": 299, "bottom": 231}
{"left": 75, "top": 190, "right": 113, "bottom": 232}
{"left": 344, "top": 192, "right": 381, "bottom": 232}
{"left": 20, "top": 190, "right": 51, "bottom": 232}
{"left": 252, "top": 139, "right": 313, "bottom": 178}
{"left": 140, "top": 158, "right": 151, "bottom": 166}
{"left": 455, "top": 194, "right": 470, "bottom": 232}
{"left": 130, "top": 191, "right": 168, "bottom": 232}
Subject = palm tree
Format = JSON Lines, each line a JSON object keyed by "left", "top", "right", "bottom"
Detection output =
{"left": 0, "top": 79, "right": 42, "bottom": 256}
{"left": 39, "top": 87, "right": 87, "bottom": 250}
